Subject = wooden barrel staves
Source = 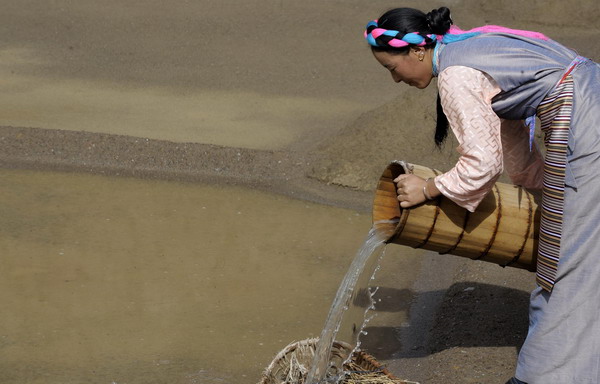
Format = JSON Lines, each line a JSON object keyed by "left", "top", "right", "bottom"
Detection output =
{"left": 372, "top": 161, "right": 541, "bottom": 271}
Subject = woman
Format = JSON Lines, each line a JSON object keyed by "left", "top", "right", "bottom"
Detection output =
{"left": 364, "top": 6, "right": 600, "bottom": 384}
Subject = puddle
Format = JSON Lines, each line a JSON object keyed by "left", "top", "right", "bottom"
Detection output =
{"left": 0, "top": 168, "right": 423, "bottom": 383}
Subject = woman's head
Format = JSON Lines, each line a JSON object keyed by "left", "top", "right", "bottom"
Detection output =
{"left": 365, "top": 7, "right": 453, "bottom": 146}
{"left": 365, "top": 7, "right": 452, "bottom": 89}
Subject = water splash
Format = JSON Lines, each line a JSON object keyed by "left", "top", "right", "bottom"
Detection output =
{"left": 305, "top": 221, "right": 397, "bottom": 384}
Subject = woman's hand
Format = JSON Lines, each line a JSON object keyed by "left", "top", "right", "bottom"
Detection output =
{"left": 393, "top": 174, "right": 428, "bottom": 208}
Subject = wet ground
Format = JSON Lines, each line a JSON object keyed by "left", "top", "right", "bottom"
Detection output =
{"left": 0, "top": 168, "right": 426, "bottom": 383}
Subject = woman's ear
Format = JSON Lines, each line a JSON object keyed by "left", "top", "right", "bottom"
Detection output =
{"left": 413, "top": 47, "right": 426, "bottom": 61}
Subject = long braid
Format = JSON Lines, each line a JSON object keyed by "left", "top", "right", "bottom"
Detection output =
{"left": 435, "top": 93, "right": 449, "bottom": 147}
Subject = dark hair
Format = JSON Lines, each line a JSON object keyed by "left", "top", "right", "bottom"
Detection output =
{"left": 373, "top": 7, "right": 453, "bottom": 54}
{"left": 372, "top": 7, "right": 452, "bottom": 146}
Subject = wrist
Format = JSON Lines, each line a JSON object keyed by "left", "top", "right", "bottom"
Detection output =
{"left": 423, "top": 178, "right": 434, "bottom": 200}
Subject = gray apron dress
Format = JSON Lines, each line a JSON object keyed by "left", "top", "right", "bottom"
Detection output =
{"left": 437, "top": 34, "right": 600, "bottom": 383}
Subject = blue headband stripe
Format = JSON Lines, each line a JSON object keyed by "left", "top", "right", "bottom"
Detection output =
{"left": 381, "top": 30, "right": 398, "bottom": 37}
{"left": 367, "top": 34, "right": 378, "bottom": 46}
{"left": 366, "top": 20, "right": 378, "bottom": 29}
{"left": 441, "top": 31, "right": 482, "bottom": 44}
{"left": 403, "top": 34, "right": 426, "bottom": 44}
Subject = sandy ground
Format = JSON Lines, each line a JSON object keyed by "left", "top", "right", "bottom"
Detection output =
{"left": 1, "top": 0, "right": 599, "bottom": 383}
{"left": 1, "top": 168, "right": 395, "bottom": 384}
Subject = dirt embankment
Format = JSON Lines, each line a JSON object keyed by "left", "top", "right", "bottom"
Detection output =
{"left": 308, "top": 86, "right": 460, "bottom": 191}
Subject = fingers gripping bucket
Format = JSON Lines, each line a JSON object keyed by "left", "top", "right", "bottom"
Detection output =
{"left": 373, "top": 161, "right": 540, "bottom": 271}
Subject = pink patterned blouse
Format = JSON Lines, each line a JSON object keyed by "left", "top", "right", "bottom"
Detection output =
{"left": 434, "top": 66, "right": 544, "bottom": 212}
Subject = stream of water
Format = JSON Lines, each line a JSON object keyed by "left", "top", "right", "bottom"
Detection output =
{"left": 305, "top": 222, "right": 397, "bottom": 384}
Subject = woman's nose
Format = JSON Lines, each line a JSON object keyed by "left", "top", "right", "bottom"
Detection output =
{"left": 391, "top": 72, "right": 401, "bottom": 83}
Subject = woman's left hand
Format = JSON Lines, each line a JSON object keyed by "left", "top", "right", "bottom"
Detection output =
{"left": 393, "top": 174, "right": 428, "bottom": 208}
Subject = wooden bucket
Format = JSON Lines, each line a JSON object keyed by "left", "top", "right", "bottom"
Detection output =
{"left": 372, "top": 161, "right": 540, "bottom": 271}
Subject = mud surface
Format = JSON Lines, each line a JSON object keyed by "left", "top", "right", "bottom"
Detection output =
{"left": 1, "top": 168, "right": 428, "bottom": 384}
{"left": 1, "top": 1, "right": 599, "bottom": 383}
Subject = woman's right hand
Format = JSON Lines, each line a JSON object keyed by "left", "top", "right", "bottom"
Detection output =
{"left": 393, "top": 174, "right": 428, "bottom": 208}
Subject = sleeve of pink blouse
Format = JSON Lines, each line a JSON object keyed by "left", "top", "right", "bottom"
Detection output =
{"left": 435, "top": 66, "right": 545, "bottom": 211}
{"left": 435, "top": 66, "right": 504, "bottom": 212}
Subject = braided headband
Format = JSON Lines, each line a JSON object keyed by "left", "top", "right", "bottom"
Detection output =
{"left": 364, "top": 20, "right": 440, "bottom": 48}
{"left": 364, "top": 19, "right": 549, "bottom": 49}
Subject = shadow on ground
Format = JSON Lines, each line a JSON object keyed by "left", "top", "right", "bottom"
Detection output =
{"left": 361, "top": 282, "right": 530, "bottom": 359}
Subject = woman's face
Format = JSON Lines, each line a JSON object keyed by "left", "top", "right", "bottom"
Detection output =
{"left": 372, "top": 48, "right": 433, "bottom": 89}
